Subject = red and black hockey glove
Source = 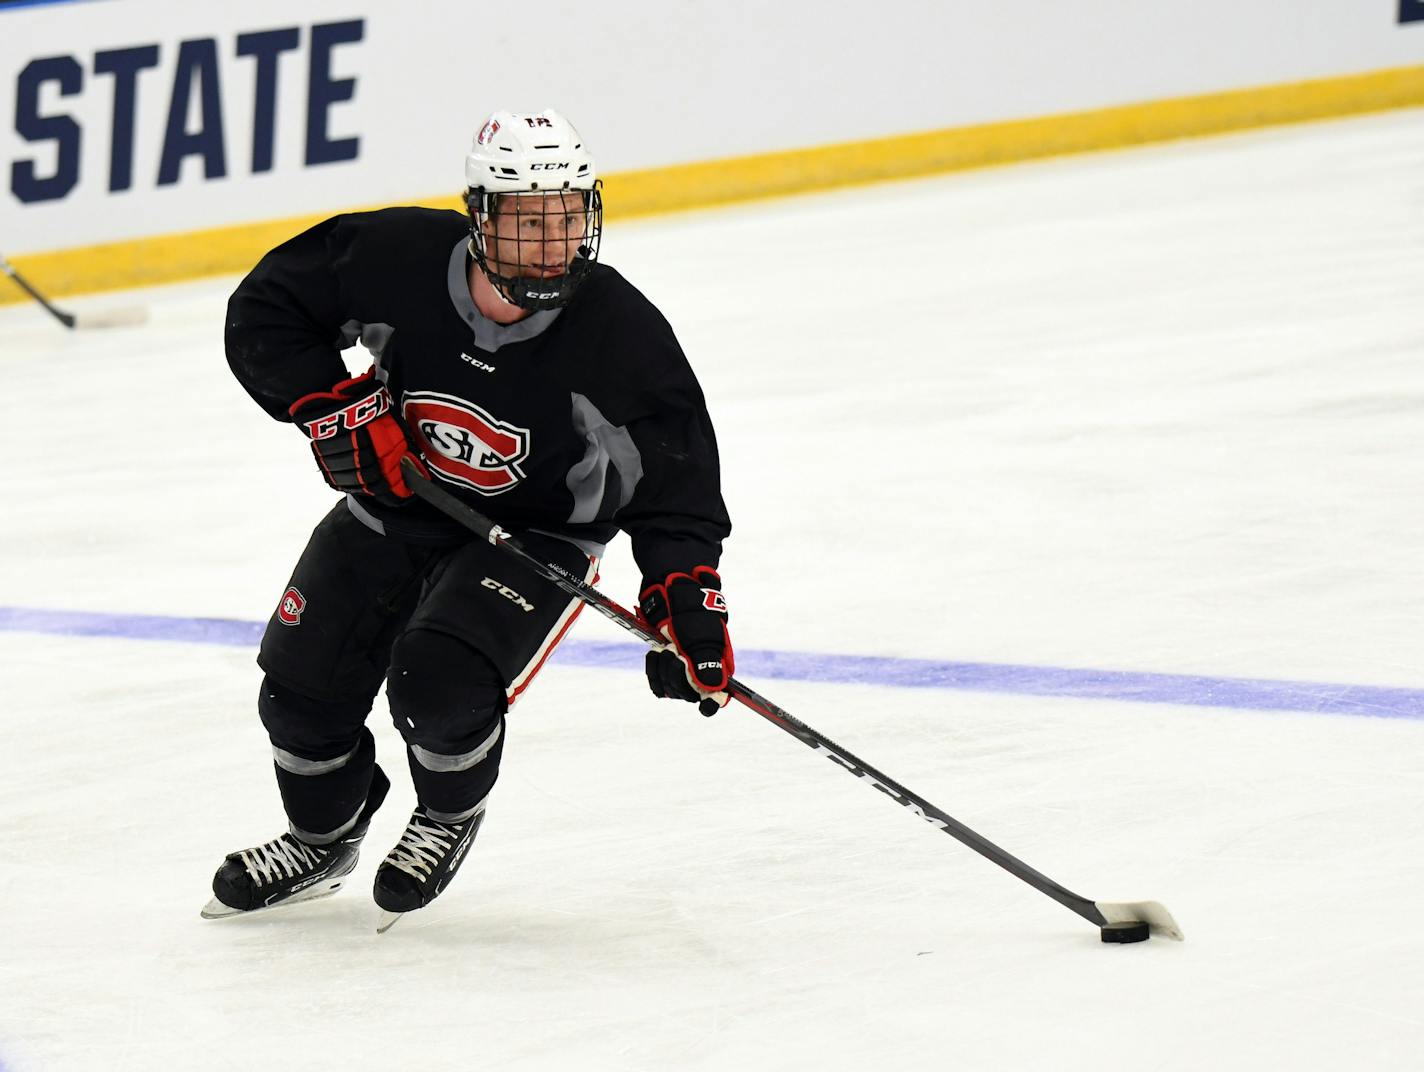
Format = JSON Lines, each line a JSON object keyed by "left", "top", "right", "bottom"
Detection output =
{"left": 289, "top": 368, "right": 428, "bottom": 507}
{"left": 639, "top": 566, "right": 734, "bottom": 717}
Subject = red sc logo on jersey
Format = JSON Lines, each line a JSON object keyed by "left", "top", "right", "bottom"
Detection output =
{"left": 403, "top": 392, "right": 531, "bottom": 496}
{"left": 276, "top": 587, "right": 306, "bottom": 626}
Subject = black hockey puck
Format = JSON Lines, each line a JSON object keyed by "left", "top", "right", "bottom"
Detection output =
{"left": 1101, "top": 920, "right": 1151, "bottom": 944}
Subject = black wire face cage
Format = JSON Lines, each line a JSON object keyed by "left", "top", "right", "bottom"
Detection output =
{"left": 465, "top": 181, "right": 603, "bottom": 312}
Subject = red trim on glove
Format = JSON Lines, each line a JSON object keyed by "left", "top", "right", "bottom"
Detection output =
{"left": 288, "top": 367, "right": 429, "bottom": 501}
{"left": 638, "top": 566, "right": 733, "bottom": 693}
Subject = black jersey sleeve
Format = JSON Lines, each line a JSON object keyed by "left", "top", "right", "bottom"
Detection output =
{"left": 620, "top": 400, "right": 731, "bottom": 583}
{"left": 225, "top": 215, "right": 357, "bottom": 421}
{"left": 594, "top": 284, "right": 731, "bottom": 584}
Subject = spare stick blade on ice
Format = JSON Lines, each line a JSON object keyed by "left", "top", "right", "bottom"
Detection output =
{"left": 2, "top": 254, "right": 148, "bottom": 330}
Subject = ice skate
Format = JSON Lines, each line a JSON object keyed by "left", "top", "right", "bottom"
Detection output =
{"left": 373, "top": 805, "right": 486, "bottom": 933}
{"left": 201, "top": 766, "right": 390, "bottom": 920}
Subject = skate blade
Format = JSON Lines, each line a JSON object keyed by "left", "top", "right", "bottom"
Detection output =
{"left": 199, "top": 876, "right": 350, "bottom": 920}
{"left": 375, "top": 909, "right": 406, "bottom": 934}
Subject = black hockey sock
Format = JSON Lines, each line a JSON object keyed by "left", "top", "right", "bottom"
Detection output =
{"left": 270, "top": 727, "right": 379, "bottom": 843}
{"left": 388, "top": 629, "right": 508, "bottom": 819}
{"left": 402, "top": 717, "right": 505, "bottom": 819}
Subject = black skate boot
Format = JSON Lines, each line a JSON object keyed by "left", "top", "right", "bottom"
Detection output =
{"left": 201, "top": 766, "right": 390, "bottom": 919}
{"left": 373, "top": 805, "right": 486, "bottom": 933}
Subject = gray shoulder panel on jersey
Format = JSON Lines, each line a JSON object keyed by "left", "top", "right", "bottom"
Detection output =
{"left": 446, "top": 238, "right": 561, "bottom": 353}
{"left": 566, "top": 393, "right": 644, "bottom": 525}
{"left": 337, "top": 320, "right": 396, "bottom": 364}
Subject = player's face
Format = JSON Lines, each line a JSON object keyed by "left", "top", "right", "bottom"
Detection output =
{"left": 483, "top": 192, "right": 588, "bottom": 279}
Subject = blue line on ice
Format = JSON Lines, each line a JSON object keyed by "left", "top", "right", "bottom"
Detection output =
{"left": 3, "top": 604, "right": 1422, "bottom": 719}
{"left": 0, "top": 0, "right": 101, "bottom": 11}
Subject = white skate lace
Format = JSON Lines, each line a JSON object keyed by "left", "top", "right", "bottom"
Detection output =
{"left": 240, "top": 835, "right": 326, "bottom": 884}
{"left": 385, "top": 815, "right": 460, "bottom": 882}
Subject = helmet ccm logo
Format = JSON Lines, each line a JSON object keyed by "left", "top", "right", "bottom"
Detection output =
{"left": 529, "top": 162, "right": 570, "bottom": 170}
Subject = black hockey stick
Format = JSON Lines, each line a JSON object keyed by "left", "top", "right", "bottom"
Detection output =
{"left": 2, "top": 253, "right": 147, "bottom": 329}
{"left": 400, "top": 459, "right": 1183, "bottom": 942}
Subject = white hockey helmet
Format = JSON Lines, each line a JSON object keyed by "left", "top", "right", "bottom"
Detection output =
{"left": 465, "top": 109, "right": 597, "bottom": 194}
{"left": 464, "top": 109, "right": 603, "bottom": 311}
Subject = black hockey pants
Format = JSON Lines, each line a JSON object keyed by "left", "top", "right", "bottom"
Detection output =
{"left": 254, "top": 500, "right": 595, "bottom": 840}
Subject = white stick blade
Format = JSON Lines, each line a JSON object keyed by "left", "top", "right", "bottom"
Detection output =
{"left": 1096, "top": 900, "right": 1185, "bottom": 941}
{"left": 73, "top": 306, "right": 149, "bottom": 329}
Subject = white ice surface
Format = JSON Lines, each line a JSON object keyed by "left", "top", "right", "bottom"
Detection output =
{"left": 3, "top": 109, "right": 1424, "bottom": 1070}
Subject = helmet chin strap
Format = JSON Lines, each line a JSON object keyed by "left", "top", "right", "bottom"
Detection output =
{"left": 490, "top": 276, "right": 523, "bottom": 309}
{"left": 469, "top": 245, "right": 579, "bottom": 316}
{"left": 467, "top": 240, "right": 524, "bottom": 309}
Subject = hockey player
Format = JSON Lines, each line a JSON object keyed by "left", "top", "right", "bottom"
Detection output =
{"left": 204, "top": 110, "right": 734, "bottom": 931}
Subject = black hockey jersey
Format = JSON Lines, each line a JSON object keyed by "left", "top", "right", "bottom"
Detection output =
{"left": 225, "top": 207, "right": 730, "bottom": 584}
